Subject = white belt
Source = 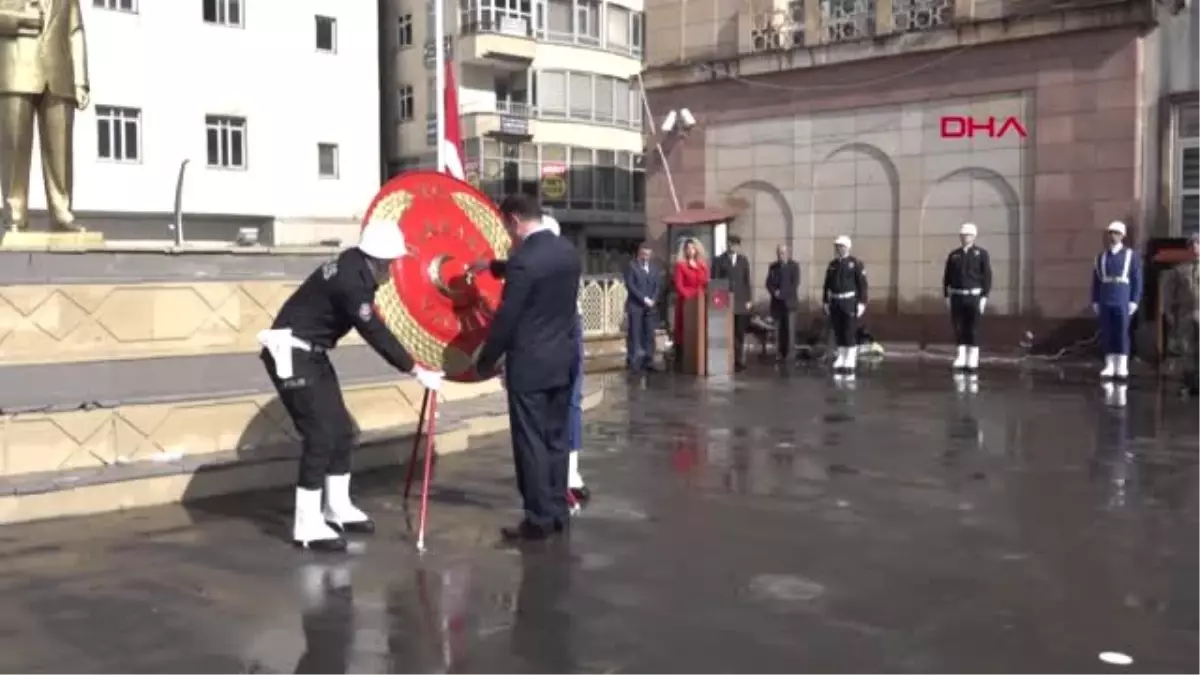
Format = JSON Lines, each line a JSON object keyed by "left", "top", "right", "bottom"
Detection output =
{"left": 1099, "top": 277, "right": 1130, "bottom": 284}
{"left": 949, "top": 288, "right": 982, "bottom": 296}
{"left": 830, "top": 291, "right": 856, "bottom": 299}
{"left": 256, "top": 328, "right": 317, "bottom": 379}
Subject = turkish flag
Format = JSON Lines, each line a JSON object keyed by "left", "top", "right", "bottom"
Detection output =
{"left": 441, "top": 61, "right": 465, "bottom": 180}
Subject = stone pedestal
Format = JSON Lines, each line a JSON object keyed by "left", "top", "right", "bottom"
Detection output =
{"left": 1, "top": 230, "right": 105, "bottom": 249}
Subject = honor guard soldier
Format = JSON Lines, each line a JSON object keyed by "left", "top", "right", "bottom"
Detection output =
{"left": 258, "top": 221, "right": 445, "bottom": 552}
{"left": 1164, "top": 232, "right": 1199, "bottom": 395}
{"left": 942, "top": 223, "right": 993, "bottom": 374}
{"left": 822, "top": 235, "right": 868, "bottom": 377}
{"left": 1092, "top": 220, "right": 1143, "bottom": 380}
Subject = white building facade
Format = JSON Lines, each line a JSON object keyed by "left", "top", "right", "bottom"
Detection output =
{"left": 381, "top": 0, "right": 647, "bottom": 273}
{"left": 23, "top": 0, "right": 382, "bottom": 245}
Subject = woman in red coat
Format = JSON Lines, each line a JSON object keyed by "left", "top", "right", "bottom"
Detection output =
{"left": 672, "top": 238, "right": 710, "bottom": 349}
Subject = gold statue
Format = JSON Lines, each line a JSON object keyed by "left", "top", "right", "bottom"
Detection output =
{"left": 0, "top": 0, "right": 89, "bottom": 233}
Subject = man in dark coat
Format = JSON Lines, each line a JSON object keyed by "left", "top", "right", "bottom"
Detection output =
{"left": 713, "top": 235, "right": 753, "bottom": 370}
{"left": 622, "top": 241, "right": 662, "bottom": 373}
{"left": 765, "top": 243, "right": 801, "bottom": 361}
{"left": 476, "top": 194, "right": 582, "bottom": 541}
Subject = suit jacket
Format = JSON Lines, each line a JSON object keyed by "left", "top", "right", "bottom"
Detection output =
{"left": 765, "top": 260, "right": 800, "bottom": 309}
{"left": 714, "top": 251, "right": 753, "bottom": 315}
{"left": 0, "top": 0, "right": 89, "bottom": 98}
{"left": 623, "top": 259, "right": 662, "bottom": 312}
{"left": 477, "top": 230, "right": 582, "bottom": 393}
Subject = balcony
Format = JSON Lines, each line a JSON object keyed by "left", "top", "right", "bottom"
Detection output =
{"left": 456, "top": 17, "right": 536, "bottom": 69}
{"left": 461, "top": 100, "right": 535, "bottom": 141}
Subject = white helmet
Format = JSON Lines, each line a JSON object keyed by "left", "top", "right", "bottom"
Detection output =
{"left": 1106, "top": 220, "right": 1127, "bottom": 236}
{"left": 357, "top": 219, "right": 407, "bottom": 259}
{"left": 834, "top": 235, "right": 852, "bottom": 248}
{"left": 542, "top": 214, "right": 561, "bottom": 236}
{"left": 959, "top": 222, "right": 978, "bottom": 236}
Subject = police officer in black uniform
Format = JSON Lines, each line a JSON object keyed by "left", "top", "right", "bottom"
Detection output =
{"left": 942, "top": 222, "right": 993, "bottom": 375}
{"left": 259, "top": 219, "right": 444, "bottom": 552}
{"left": 822, "top": 235, "right": 868, "bottom": 377}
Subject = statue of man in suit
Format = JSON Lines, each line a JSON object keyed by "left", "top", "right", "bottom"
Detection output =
{"left": 0, "top": 0, "right": 90, "bottom": 233}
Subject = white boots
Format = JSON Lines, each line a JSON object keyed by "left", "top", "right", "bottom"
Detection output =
{"left": 293, "top": 474, "right": 374, "bottom": 552}
{"left": 1099, "top": 354, "right": 1129, "bottom": 379}
{"left": 293, "top": 487, "right": 346, "bottom": 552}
{"left": 567, "top": 451, "right": 584, "bottom": 490}
{"left": 323, "top": 474, "right": 375, "bottom": 534}
{"left": 953, "top": 346, "right": 980, "bottom": 371}
{"left": 833, "top": 346, "right": 858, "bottom": 376}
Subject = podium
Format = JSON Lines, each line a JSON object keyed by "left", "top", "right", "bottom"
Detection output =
{"left": 680, "top": 278, "right": 734, "bottom": 376}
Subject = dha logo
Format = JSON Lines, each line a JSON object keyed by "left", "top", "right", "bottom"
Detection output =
{"left": 939, "top": 116, "right": 1029, "bottom": 139}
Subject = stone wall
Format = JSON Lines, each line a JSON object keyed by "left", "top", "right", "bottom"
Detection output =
{"left": 645, "top": 27, "right": 1142, "bottom": 348}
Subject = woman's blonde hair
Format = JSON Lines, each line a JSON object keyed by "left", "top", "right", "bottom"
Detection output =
{"left": 676, "top": 237, "right": 707, "bottom": 264}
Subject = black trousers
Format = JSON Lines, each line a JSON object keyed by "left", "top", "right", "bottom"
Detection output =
{"left": 626, "top": 307, "right": 656, "bottom": 371}
{"left": 770, "top": 305, "right": 796, "bottom": 357}
{"left": 829, "top": 301, "right": 858, "bottom": 347}
{"left": 508, "top": 383, "right": 572, "bottom": 531}
{"left": 733, "top": 314, "right": 749, "bottom": 364}
{"left": 950, "top": 295, "right": 982, "bottom": 346}
{"left": 262, "top": 348, "right": 355, "bottom": 490}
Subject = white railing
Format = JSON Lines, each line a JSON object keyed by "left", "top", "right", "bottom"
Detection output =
{"left": 578, "top": 273, "right": 627, "bottom": 337}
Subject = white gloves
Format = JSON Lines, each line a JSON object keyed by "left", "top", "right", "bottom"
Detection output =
{"left": 1092, "top": 303, "right": 1099, "bottom": 315}
{"left": 856, "top": 303, "right": 865, "bottom": 318}
{"left": 945, "top": 297, "right": 951, "bottom": 309}
{"left": 978, "top": 297, "right": 987, "bottom": 314}
{"left": 1128, "top": 302, "right": 1138, "bottom": 314}
{"left": 412, "top": 365, "right": 444, "bottom": 392}
{"left": 822, "top": 304, "right": 829, "bottom": 315}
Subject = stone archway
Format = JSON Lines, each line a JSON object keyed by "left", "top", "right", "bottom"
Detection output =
{"left": 810, "top": 142, "right": 901, "bottom": 312}
{"left": 921, "top": 167, "right": 1023, "bottom": 313}
{"left": 724, "top": 179, "right": 795, "bottom": 304}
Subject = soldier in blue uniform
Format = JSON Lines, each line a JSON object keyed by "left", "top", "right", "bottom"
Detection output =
{"left": 1091, "top": 220, "right": 1143, "bottom": 380}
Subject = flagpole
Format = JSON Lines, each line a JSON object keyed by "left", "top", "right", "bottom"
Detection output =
{"left": 434, "top": 0, "right": 447, "bottom": 173}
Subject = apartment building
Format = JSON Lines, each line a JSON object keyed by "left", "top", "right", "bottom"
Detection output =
{"left": 380, "top": 0, "right": 647, "bottom": 271}
{"left": 45, "top": 0, "right": 381, "bottom": 244}
{"left": 639, "top": 0, "right": 1197, "bottom": 346}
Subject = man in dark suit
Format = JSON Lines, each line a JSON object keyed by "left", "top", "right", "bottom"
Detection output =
{"left": 622, "top": 241, "right": 662, "bottom": 373}
{"left": 714, "top": 235, "right": 753, "bottom": 370}
{"left": 476, "top": 194, "right": 582, "bottom": 541}
{"left": 765, "top": 244, "right": 801, "bottom": 361}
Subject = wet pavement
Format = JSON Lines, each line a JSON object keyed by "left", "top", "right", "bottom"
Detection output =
{"left": 0, "top": 364, "right": 1195, "bottom": 673}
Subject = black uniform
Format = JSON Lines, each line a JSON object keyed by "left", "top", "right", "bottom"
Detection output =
{"left": 822, "top": 256, "right": 868, "bottom": 348}
{"left": 264, "top": 248, "right": 416, "bottom": 490}
{"left": 942, "top": 245, "right": 993, "bottom": 347}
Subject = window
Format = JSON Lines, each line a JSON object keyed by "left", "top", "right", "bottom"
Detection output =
{"left": 547, "top": 0, "right": 572, "bottom": 34}
{"left": 315, "top": 16, "right": 337, "bottom": 52}
{"left": 203, "top": 0, "right": 243, "bottom": 27}
{"left": 607, "top": 5, "right": 630, "bottom": 48}
{"left": 205, "top": 115, "right": 247, "bottom": 169}
{"left": 318, "top": 143, "right": 339, "bottom": 178}
{"left": 1180, "top": 144, "right": 1198, "bottom": 236}
{"left": 632, "top": 153, "right": 644, "bottom": 207}
{"left": 569, "top": 147, "right": 593, "bottom": 206}
{"left": 613, "top": 79, "right": 630, "bottom": 124}
{"left": 94, "top": 0, "right": 137, "bottom": 12}
{"left": 398, "top": 14, "right": 413, "bottom": 47}
{"left": 568, "top": 72, "right": 592, "bottom": 118}
{"left": 631, "top": 12, "right": 644, "bottom": 51}
{"left": 398, "top": 85, "right": 415, "bottom": 122}
{"left": 538, "top": 71, "right": 566, "bottom": 117}
{"left": 615, "top": 150, "right": 631, "bottom": 207}
{"left": 596, "top": 150, "right": 616, "bottom": 207}
{"left": 594, "top": 76, "right": 614, "bottom": 123}
{"left": 576, "top": 0, "right": 599, "bottom": 42}
{"left": 96, "top": 106, "right": 141, "bottom": 162}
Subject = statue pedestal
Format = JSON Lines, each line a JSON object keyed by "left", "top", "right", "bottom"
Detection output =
{"left": 1, "top": 230, "right": 105, "bottom": 249}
